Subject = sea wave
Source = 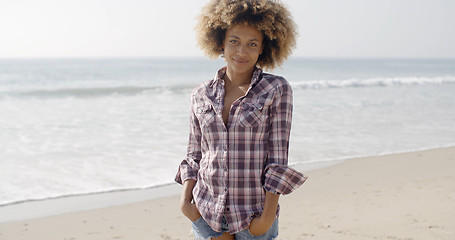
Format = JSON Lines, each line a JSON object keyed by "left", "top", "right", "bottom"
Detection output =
{"left": 291, "top": 76, "right": 455, "bottom": 89}
{"left": 1, "top": 75, "right": 454, "bottom": 98}
{"left": 0, "top": 85, "right": 195, "bottom": 98}
{"left": 0, "top": 182, "right": 177, "bottom": 207}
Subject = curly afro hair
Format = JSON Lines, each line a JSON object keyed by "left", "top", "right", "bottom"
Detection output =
{"left": 195, "top": 0, "right": 298, "bottom": 70}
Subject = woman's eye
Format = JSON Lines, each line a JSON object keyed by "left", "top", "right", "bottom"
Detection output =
{"left": 250, "top": 43, "right": 257, "bottom": 47}
{"left": 230, "top": 40, "right": 238, "bottom": 44}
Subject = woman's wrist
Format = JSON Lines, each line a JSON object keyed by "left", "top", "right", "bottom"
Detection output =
{"left": 179, "top": 179, "right": 201, "bottom": 221}
{"left": 259, "top": 211, "right": 276, "bottom": 223}
{"left": 180, "top": 179, "right": 197, "bottom": 202}
{"left": 181, "top": 201, "right": 201, "bottom": 222}
{"left": 180, "top": 195, "right": 192, "bottom": 203}
{"left": 261, "top": 191, "right": 279, "bottom": 218}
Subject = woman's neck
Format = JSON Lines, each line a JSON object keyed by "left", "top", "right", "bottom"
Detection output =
{"left": 224, "top": 66, "right": 255, "bottom": 88}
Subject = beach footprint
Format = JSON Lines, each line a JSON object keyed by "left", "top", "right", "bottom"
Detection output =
{"left": 159, "top": 234, "right": 173, "bottom": 240}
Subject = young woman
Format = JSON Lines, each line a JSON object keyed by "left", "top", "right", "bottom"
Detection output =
{"left": 175, "top": 1, "right": 307, "bottom": 239}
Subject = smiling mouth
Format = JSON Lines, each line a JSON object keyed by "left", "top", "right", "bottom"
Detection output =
{"left": 233, "top": 58, "right": 248, "bottom": 64}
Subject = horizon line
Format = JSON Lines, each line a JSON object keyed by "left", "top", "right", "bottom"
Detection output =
{"left": 1, "top": 56, "right": 454, "bottom": 61}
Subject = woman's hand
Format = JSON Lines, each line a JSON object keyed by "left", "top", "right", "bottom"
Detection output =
{"left": 248, "top": 214, "right": 275, "bottom": 236}
{"left": 179, "top": 179, "right": 201, "bottom": 222}
{"left": 249, "top": 191, "right": 280, "bottom": 236}
{"left": 180, "top": 200, "right": 201, "bottom": 222}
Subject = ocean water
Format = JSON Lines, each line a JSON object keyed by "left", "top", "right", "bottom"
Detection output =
{"left": 1, "top": 57, "right": 454, "bottom": 206}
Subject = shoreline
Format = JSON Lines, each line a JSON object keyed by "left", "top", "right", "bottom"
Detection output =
{"left": 2, "top": 145, "right": 453, "bottom": 222}
{"left": 0, "top": 183, "right": 182, "bottom": 223}
{"left": 1, "top": 146, "right": 454, "bottom": 239}
{"left": 0, "top": 154, "right": 344, "bottom": 223}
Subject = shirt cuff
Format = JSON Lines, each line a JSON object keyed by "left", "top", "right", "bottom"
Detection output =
{"left": 174, "top": 159, "right": 199, "bottom": 184}
{"left": 263, "top": 163, "right": 308, "bottom": 195}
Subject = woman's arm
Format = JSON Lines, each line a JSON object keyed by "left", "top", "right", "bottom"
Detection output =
{"left": 175, "top": 93, "right": 203, "bottom": 184}
{"left": 248, "top": 191, "right": 280, "bottom": 235}
{"left": 263, "top": 80, "right": 306, "bottom": 195}
{"left": 176, "top": 93, "right": 203, "bottom": 222}
{"left": 179, "top": 179, "right": 201, "bottom": 222}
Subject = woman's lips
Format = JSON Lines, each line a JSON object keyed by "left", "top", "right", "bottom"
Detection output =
{"left": 233, "top": 58, "right": 248, "bottom": 64}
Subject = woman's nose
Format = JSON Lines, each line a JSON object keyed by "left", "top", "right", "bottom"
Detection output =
{"left": 237, "top": 45, "right": 247, "bottom": 56}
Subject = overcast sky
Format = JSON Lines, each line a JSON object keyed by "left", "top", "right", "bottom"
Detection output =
{"left": 0, "top": 0, "right": 454, "bottom": 59}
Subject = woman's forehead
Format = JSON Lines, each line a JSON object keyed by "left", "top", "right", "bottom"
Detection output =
{"left": 226, "top": 24, "right": 263, "bottom": 40}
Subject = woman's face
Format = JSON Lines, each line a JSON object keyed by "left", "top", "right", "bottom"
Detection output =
{"left": 223, "top": 24, "right": 264, "bottom": 76}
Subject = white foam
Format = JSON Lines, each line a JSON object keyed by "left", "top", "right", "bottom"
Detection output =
{"left": 291, "top": 76, "right": 455, "bottom": 89}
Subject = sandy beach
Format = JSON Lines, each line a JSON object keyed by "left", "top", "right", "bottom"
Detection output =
{"left": 1, "top": 146, "right": 454, "bottom": 240}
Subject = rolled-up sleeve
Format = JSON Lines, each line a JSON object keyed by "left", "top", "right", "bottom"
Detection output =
{"left": 263, "top": 80, "right": 307, "bottom": 195}
{"left": 175, "top": 93, "right": 202, "bottom": 184}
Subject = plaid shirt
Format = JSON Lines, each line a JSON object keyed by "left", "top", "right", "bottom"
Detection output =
{"left": 175, "top": 67, "right": 307, "bottom": 234}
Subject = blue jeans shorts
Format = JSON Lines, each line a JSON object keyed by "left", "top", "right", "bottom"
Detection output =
{"left": 191, "top": 215, "right": 279, "bottom": 240}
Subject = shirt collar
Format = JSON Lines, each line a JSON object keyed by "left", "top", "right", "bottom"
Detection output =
{"left": 211, "top": 66, "right": 263, "bottom": 88}
{"left": 250, "top": 67, "right": 263, "bottom": 86}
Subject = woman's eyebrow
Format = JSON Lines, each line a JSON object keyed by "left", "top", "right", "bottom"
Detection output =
{"left": 228, "top": 35, "right": 241, "bottom": 39}
{"left": 228, "top": 35, "right": 261, "bottom": 41}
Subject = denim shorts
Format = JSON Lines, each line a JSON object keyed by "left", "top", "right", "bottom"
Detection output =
{"left": 191, "top": 215, "right": 278, "bottom": 240}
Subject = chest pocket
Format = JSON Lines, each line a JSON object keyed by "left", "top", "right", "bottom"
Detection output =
{"left": 196, "top": 104, "right": 216, "bottom": 129}
{"left": 238, "top": 92, "right": 273, "bottom": 128}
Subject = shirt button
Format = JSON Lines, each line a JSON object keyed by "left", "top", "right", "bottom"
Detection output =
{"left": 224, "top": 187, "right": 228, "bottom": 192}
{"left": 226, "top": 207, "right": 230, "bottom": 212}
